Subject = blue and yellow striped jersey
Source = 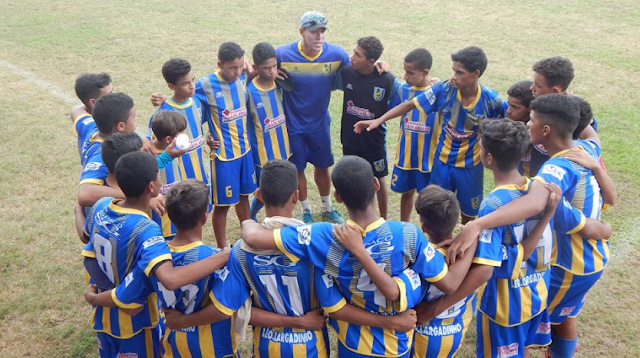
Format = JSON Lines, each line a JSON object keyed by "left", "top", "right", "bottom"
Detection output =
{"left": 473, "top": 178, "right": 583, "bottom": 326}
{"left": 195, "top": 72, "right": 250, "bottom": 161}
{"left": 81, "top": 197, "right": 171, "bottom": 338}
{"left": 79, "top": 148, "right": 108, "bottom": 186}
{"left": 74, "top": 110, "right": 99, "bottom": 163}
{"left": 211, "top": 243, "right": 338, "bottom": 358}
{"left": 276, "top": 41, "right": 350, "bottom": 135}
{"left": 274, "top": 219, "right": 448, "bottom": 357}
{"left": 395, "top": 252, "right": 476, "bottom": 358}
{"left": 391, "top": 83, "right": 444, "bottom": 173}
{"left": 148, "top": 98, "right": 209, "bottom": 238}
{"left": 246, "top": 79, "right": 291, "bottom": 168}
{"left": 414, "top": 82, "right": 506, "bottom": 168}
{"left": 112, "top": 241, "right": 237, "bottom": 358}
{"left": 534, "top": 141, "right": 608, "bottom": 275}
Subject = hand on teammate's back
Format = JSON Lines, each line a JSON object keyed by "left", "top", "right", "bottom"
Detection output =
{"left": 333, "top": 223, "right": 365, "bottom": 255}
{"left": 149, "top": 195, "right": 166, "bottom": 217}
{"left": 163, "top": 308, "right": 189, "bottom": 329}
{"left": 561, "top": 147, "right": 600, "bottom": 171}
{"left": 441, "top": 221, "right": 481, "bottom": 265}
{"left": 141, "top": 138, "right": 158, "bottom": 156}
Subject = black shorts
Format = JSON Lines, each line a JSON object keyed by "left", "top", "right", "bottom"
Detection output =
{"left": 343, "top": 145, "right": 388, "bottom": 178}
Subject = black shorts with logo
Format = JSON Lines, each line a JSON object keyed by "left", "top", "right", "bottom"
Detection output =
{"left": 342, "top": 145, "right": 389, "bottom": 178}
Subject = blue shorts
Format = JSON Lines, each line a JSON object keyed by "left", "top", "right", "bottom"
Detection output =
{"left": 289, "top": 127, "right": 334, "bottom": 171}
{"left": 96, "top": 326, "right": 161, "bottom": 358}
{"left": 476, "top": 309, "right": 551, "bottom": 358}
{"left": 390, "top": 166, "right": 431, "bottom": 194}
{"left": 430, "top": 160, "right": 483, "bottom": 217}
{"left": 547, "top": 266, "right": 603, "bottom": 324}
{"left": 210, "top": 153, "right": 257, "bottom": 206}
{"left": 337, "top": 341, "right": 412, "bottom": 358}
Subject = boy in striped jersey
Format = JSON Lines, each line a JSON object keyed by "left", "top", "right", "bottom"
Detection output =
{"left": 197, "top": 42, "right": 257, "bottom": 247}
{"left": 85, "top": 180, "right": 237, "bottom": 358}
{"left": 446, "top": 96, "right": 614, "bottom": 358}
{"left": 161, "top": 160, "right": 417, "bottom": 358}
{"left": 241, "top": 156, "right": 476, "bottom": 358}
{"left": 246, "top": 42, "right": 292, "bottom": 221}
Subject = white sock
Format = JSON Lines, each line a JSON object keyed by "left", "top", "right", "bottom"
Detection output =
{"left": 300, "top": 199, "right": 311, "bottom": 212}
{"left": 320, "top": 195, "right": 332, "bottom": 212}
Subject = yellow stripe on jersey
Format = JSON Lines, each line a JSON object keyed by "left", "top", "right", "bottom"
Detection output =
{"left": 268, "top": 338, "right": 281, "bottom": 357}
{"left": 495, "top": 279, "right": 510, "bottom": 324}
{"left": 293, "top": 340, "right": 307, "bottom": 358}
{"left": 176, "top": 331, "right": 193, "bottom": 358}
{"left": 111, "top": 290, "right": 143, "bottom": 309}
{"left": 298, "top": 40, "right": 322, "bottom": 61}
{"left": 392, "top": 277, "right": 408, "bottom": 312}
{"left": 322, "top": 297, "right": 347, "bottom": 314}
{"left": 144, "top": 254, "right": 172, "bottom": 276}
{"left": 472, "top": 257, "right": 502, "bottom": 267}
{"left": 144, "top": 328, "right": 154, "bottom": 358}
{"left": 79, "top": 178, "right": 104, "bottom": 186}
{"left": 280, "top": 61, "right": 342, "bottom": 76}
{"left": 210, "top": 291, "right": 236, "bottom": 316}
{"left": 357, "top": 327, "right": 375, "bottom": 355}
{"left": 273, "top": 228, "right": 301, "bottom": 263}
{"left": 315, "top": 331, "right": 328, "bottom": 358}
{"left": 511, "top": 244, "right": 525, "bottom": 280}
{"left": 424, "top": 265, "right": 448, "bottom": 283}
{"left": 520, "top": 284, "right": 532, "bottom": 323}
{"left": 118, "top": 309, "right": 134, "bottom": 338}
{"left": 481, "top": 313, "right": 492, "bottom": 358}
{"left": 570, "top": 233, "right": 585, "bottom": 273}
{"left": 163, "top": 330, "right": 174, "bottom": 358}
{"left": 253, "top": 327, "right": 261, "bottom": 358}
{"left": 82, "top": 250, "right": 96, "bottom": 258}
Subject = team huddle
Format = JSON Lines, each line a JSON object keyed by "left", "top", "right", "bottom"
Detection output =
{"left": 70, "top": 10, "right": 615, "bottom": 358}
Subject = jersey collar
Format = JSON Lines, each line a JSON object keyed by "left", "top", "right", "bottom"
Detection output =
{"left": 108, "top": 200, "right": 150, "bottom": 218}
{"left": 550, "top": 147, "right": 582, "bottom": 159}
{"left": 252, "top": 78, "right": 276, "bottom": 92}
{"left": 298, "top": 40, "right": 323, "bottom": 61}
{"left": 169, "top": 241, "right": 203, "bottom": 253}
{"left": 346, "top": 218, "right": 386, "bottom": 236}
{"left": 491, "top": 177, "right": 531, "bottom": 193}
{"left": 456, "top": 85, "right": 482, "bottom": 110}
{"left": 166, "top": 97, "right": 193, "bottom": 109}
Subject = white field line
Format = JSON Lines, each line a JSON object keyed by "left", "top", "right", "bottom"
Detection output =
{"left": 0, "top": 59, "right": 79, "bottom": 105}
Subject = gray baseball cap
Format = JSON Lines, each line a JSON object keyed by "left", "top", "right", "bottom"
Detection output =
{"left": 300, "top": 11, "right": 328, "bottom": 31}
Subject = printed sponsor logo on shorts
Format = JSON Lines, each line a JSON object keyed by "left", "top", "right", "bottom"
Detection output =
{"left": 471, "top": 196, "right": 480, "bottom": 209}
{"left": 560, "top": 306, "right": 575, "bottom": 317}
{"left": 373, "top": 159, "right": 385, "bottom": 173}
{"left": 537, "top": 321, "right": 551, "bottom": 334}
{"left": 497, "top": 343, "right": 519, "bottom": 358}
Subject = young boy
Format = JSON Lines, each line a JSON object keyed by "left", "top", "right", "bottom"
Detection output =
{"left": 332, "top": 184, "right": 477, "bottom": 358}
{"left": 70, "top": 72, "right": 113, "bottom": 163}
{"left": 84, "top": 180, "right": 237, "bottom": 358}
{"left": 81, "top": 151, "right": 229, "bottom": 358}
{"left": 389, "top": 48, "right": 443, "bottom": 222}
{"left": 356, "top": 46, "right": 506, "bottom": 223}
{"left": 196, "top": 42, "right": 257, "bottom": 247}
{"left": 335, "top": 36, "right": 397, "bottom": 219}
{"left": 161, "top": 160, "right": 417, "bottom": 358}
{"left": 241, "top": 156, "right": 476, "bottom": 358}
{"left": 423, "top": 119, "right": 565, "bottom": 358}
{"left": 246, "top": 42, "right": 292, "bottom": 221}
{"left": 448, "top": 95, "right": 615, "bottom": 358}
{"left": 411, "top": 186, "right": 477, "bottom": 358}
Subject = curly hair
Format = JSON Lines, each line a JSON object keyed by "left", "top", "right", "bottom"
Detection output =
{"left": 357, "top": 36, "right": 384, "bottom": 62}
{"left": 532, "top": 56, "right": 574, "bottom": 91}
{"left": 479, "top": 118, "right": 530, "bottom": 171}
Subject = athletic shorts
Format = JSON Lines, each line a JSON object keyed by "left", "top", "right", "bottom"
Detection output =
{"left": 547, "top": 266, "right": 603, "bottom": 324}
{"left": 289, "top": 127, "right": 334, "bottom": 171}
{"left": 343, "top": 145, "right": 388, "bottom": 178}
{"left": 337, "top": 341, "right": 412, "bottom": 358}
{"left": 476, "top": 309, "right": 551, "bottom": 358}
{"left": 390, "top": 166, "right": 431, "bottom": 193}
{"left": 96, "top": 326, "right": 161, "bottom": 358}
{"left": 430, "top": 159, "right": 483, "bottom": 217}
{"left": 210, "top": 153, "right": 257, "bottom": 206}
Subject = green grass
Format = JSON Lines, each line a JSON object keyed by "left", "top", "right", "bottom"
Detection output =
{"left": 1, "top": 0, "right": 639, "bottom": 356}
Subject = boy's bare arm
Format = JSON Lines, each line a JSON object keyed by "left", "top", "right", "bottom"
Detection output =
{"left": 74, "top": 205, "right": 88, "bottom": 243}
{"left": 163, "top": 305, "right": 230, "bottom": 329}
{"left": 241, "top": 220, "right": 279, "bottom": 250}
{"left": 444, "top": 180, "right": 549, "bottom": 264}
{"left": 70, "top": 105, "right": 88, "bottom": 123}
{"left": 77, "top": 184, "right": 125, "bottom": 208}
{"left": 416, "top": 264, "right": 492, "bottom": 324}
{"left": 154, "top": 247, "right": 230, "bottom": 290}
{"left": 579, "top": 218, "right": 612, "bottom": 240}
{"left": 354, "top": 100, "right": 415, "bottom": 134}
{"left": 250, "top": 308, "right": 326, "bottom": 331}
{"left": 333, "top": 224, "right": 400, "bottom": 301}
{"left": 431, "top": 239, "right": 478, "bottom": 295}
{"left": 520, "top": 183, "right": 561, "bottom": 260}
{"left": 83, "top": 285, "right": 142, "bottom": 315}
{"left": 330, "top": 305, "right": 417, "bottom": 333}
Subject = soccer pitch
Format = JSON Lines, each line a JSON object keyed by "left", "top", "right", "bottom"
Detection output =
{"left": 1, "top": 0, "right": 639, "bottom": 357}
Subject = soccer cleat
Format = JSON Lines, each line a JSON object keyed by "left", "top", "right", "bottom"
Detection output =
{"left": 321, "top": 208, "right": 345, "bottom": 224}
{"left": 301, "top": 209, "right": 314, "bottom": 224}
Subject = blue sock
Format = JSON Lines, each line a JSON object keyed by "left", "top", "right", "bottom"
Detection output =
{"left": 250, "top": 197, "right": 264, "bottom": 221}
{"left": 549, "top": 334, "right": 578, "bottom": 358}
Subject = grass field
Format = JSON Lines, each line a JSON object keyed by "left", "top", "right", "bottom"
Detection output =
{"left": 1, "top": 0, "right": 639, "bottom": 357}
